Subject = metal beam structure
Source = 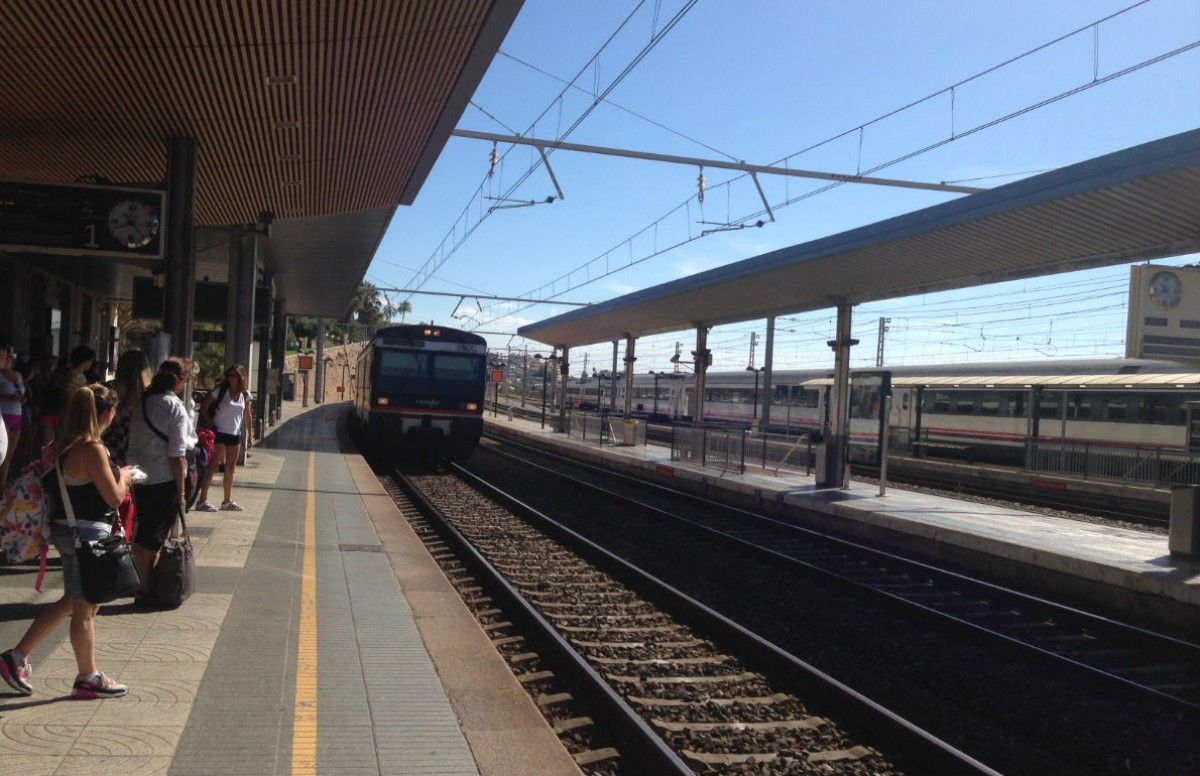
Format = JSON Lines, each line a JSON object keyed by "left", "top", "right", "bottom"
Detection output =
{"left": 451, "top": 129, "right": 986, "bottom": 195}
{"left": 373, "top": 288, "right": 590, "bottom": 306}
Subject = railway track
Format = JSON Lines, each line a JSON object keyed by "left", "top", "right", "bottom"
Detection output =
{"left": 391, "top": 464, "right": 997, "bottom": 775}
{"left": 491, "top": 402, "right": 1166, "bottom": 527}
{"left": 480, "top": 434, "right": 1200, "bottom": 715}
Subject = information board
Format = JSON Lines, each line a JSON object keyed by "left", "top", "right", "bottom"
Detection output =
{"left": 0, "top": 180, "right": 165, "bottom": 260}
{"left": 133, "top": 277, "right": 270, "bottom": 325}
{"left": 847, "top": 370, "right": 892, "bottom": 466}
{"left": 490, "top": 369, "right": 505, "bottom": 383}
{"left": 298, "top": 355, "right": 315, "bottom": 370}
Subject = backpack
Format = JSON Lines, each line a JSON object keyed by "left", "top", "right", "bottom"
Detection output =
{"left": 0, "top": 461, "right": 52, "bottom": 591}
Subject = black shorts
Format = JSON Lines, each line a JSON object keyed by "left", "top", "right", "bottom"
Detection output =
{"left": 214, "top": 431, "right": 241, "bottom": 446}
{"left": 133, "top": 481, "right": 179, "bottom": 552}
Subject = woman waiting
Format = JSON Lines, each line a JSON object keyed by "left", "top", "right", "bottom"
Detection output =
{"left": 195, "top": 364, "right": 253, "bottom": 512}
{"left": 126, "top": 360, "right": 194, "bottom": 602}
{"left": 0, "top": 343, "right": 28, "bottom": 486}
{"left": 103, "top": 350, "right": 152, "bottom": 466}
{"left": 0, "top": 384, "right": 131, "bottom": 699}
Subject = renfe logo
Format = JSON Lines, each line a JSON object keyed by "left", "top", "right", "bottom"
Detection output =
{"left": 490, "top": 370, "right": 505, "bottom": 383}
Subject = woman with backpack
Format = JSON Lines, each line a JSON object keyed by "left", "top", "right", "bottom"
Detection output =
{"left": 195, "top": 364, "right": 253, "bottom": 512}
{"left": 0, "top": 383, "right": 132, "bottom": 699}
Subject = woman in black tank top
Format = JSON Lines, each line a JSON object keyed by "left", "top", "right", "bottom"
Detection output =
{"left": 0, "top": 384, "right": 133, "bottom": 700}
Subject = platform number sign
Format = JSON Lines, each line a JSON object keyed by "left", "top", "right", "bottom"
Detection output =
{"left": 490, "top": 369, "right": 505, "bottom": 384}
{"left": 0, "top": 180, "right": 164, "bottom": 260}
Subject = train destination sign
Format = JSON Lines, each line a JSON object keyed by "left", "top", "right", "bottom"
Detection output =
{"left": 0, "top": 180, "right": 165, "bottom": 261}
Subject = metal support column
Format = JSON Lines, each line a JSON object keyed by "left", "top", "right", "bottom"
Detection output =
{"left": 557, "top": 347, "right": 570, "bottom": 433}
{"left": 270, "top": 299, "right": 287, "bottom": 424}
{"left": 761, "top": 316, "right": 775, "bottom": 430}
{"left": 163, "top": 137, "right": 196, "bottom": 357}
{"left": 314, "top": 319, "right": 326, "bottom": 404}
{"left": 623, "top": 336, "right": 636, "bottom": 418}
{"left": 254, "top": 281, "right": 272, "bottom": 437}
{"left": 823, "top": 300, "right": 855, "bottom": 488}
{"left": 693, "top": 325, "right": 710, "bottom": 423}
{"left": 225, "top": 233, "right": 256, "bottom": 371}
{"left": 610, "top": 340, "right": 618, "bottom": 412}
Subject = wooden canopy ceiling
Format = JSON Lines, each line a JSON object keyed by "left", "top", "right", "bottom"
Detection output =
{"left": 0, "top": 0, "right": 519, "bottom": 227}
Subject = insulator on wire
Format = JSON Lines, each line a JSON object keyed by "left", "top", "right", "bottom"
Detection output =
{"left": 488, "top": 142, "right": 499, "bottom": 179}
{"left": 697, "top": 166, "right": 706, "bottom": 204}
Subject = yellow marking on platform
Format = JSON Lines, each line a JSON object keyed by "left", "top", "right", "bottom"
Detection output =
{"left": 292, "top": 453, "right": 318, "bottom": 775}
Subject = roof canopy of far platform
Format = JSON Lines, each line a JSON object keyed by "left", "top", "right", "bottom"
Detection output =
{"left": 518, "top": 129, "right": 1200, "bottom": 348}
{"left": 0, "top": 1, "right": 522, "bottom": 317}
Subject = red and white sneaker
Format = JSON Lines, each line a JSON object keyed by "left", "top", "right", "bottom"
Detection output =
{"left": 72, "top": 672, "right": 127, "bottom": 699}
{"left": 0, "top": 650, "right": 32, "bottom": 696}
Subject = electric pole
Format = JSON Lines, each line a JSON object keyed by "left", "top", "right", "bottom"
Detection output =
{"left": 876, "top": 317, "right": 891, "bottom": 367}
{"left": 748, "top": 331, "right": 758, "bottom": 368}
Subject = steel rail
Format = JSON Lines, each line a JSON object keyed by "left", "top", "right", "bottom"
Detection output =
{"left": 445, "top": 462, "right": 1002, "bottom": 776}
{"left": 392, "top": 471, "right": 693, "bottom": 775}
{"left": 480, "top": 434, "right": 1200, "bottom": 713}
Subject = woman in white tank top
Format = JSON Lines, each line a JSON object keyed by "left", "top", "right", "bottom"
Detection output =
{"left": 195, "top": 365, "right": 254, "bottom": 512}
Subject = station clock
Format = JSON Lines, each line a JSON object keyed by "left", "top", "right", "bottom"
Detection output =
{"left": 1148, "top": 270, "right": 1183, "bottom": 310}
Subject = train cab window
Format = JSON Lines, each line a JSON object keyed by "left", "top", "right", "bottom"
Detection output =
{"left": 432, "top": 354, "right": 484, "bottom": 385}
{"left": 1038, "top": 393, "right": 1062, "bottom": 419}
{"left": 378, "top": 351, "right": 426, "bottom": 378}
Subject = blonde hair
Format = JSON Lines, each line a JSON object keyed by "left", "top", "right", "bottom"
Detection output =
{"left": 58, "top": 383, "right": 118, "bottom": 454}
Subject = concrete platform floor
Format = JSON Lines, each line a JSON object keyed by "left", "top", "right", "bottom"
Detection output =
{"left": 0, "top": 401, "right": 578, "bottom": 776}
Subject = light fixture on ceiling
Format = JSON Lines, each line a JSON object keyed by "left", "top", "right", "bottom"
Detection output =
{"left": 274, "top": 120, "right": 298, "bottom": 130}
{"left": 266, "top": 75, "right": 296, "bottom": 86}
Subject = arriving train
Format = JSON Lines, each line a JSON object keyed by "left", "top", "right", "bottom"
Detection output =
{"left": 352, "top": 324, "right": 487, "bottom": 459}
{"left": 563, "top": 358, "right": 1200, "bottom": 465}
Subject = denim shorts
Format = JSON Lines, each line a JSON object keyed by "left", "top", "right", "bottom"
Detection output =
{"left": 49, "top": 523, "right": 111, "bottom": 599}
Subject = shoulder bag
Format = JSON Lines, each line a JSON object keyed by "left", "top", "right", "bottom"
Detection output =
{"left": 150, "top": 505, "right": 195, "bottom": 609}
{"left": 54, "top": 453, "right": 140, "bottom": 604}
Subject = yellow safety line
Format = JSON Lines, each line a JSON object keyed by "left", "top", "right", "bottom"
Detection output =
{"left": 292, "top": 452, "right": 318, "bottom": 775}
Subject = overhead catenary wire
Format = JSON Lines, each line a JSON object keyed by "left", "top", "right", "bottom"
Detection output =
{"left": 469, "top": 0, "right": 1188, "bottom": 331}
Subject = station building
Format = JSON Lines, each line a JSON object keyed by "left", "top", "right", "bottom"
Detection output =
{"left": 0, "top": 1, "right": 521, "bottom": 430}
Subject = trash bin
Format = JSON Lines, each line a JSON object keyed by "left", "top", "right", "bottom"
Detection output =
{"left": 813, "top": 443, "right": 827, "bottom": 485}
{"left": 282, "top": 372, "right": 296, "bottom": 401}
{"left": 622, "top": 419, "right": 638, "bottom": 446}
{"left": 1169, "top": 485, "right": 1200, "bottom": 558}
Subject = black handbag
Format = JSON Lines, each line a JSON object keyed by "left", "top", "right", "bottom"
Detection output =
{"left": 54, "top": 454, "right": 140, "bottom": 604}
{"left": 150, "top": 506, "right": 195, "bottom": 609}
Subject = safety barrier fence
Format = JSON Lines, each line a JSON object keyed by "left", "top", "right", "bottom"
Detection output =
{"left": 567, "top": 409, "right": 647, "bottom": 447}
{"left": 1031, "top": 441, "right": 1200, "bottom": 487}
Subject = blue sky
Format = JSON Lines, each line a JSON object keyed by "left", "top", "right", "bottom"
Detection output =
{"left": 366, "top": 0, "right": 1200, "bottom": 373}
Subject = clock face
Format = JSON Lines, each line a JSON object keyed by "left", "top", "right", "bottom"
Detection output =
{"left": 107, "top": 199, "right": 160, "bottom": 249}
{"left": 1148, "top": 271, "right": 1183, "bottom": 310}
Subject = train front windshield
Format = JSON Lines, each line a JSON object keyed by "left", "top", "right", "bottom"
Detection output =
{"left": 376, "top": 350, "right": 485, "bottom": 407}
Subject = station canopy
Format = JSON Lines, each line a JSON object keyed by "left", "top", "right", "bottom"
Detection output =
{"left": 519, "top": 130, "right": 1200, "bottom": 348}
{"left": 0, "top": 1, "right": 521, "bottom": 316}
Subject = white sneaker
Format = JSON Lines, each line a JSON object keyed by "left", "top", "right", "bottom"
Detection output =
{"left": 195, "top": 500, "right": 218, "bottom": 512}
{"left": 220, "top": 501, "right": 243, "bottom": 512}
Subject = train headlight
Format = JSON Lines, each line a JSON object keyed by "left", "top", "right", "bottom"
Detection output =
{"left": 466, "top": 402, "right": 478, "bottom": 411}
{"left": 376, "top": 397, "right": 389, "bottom": 405}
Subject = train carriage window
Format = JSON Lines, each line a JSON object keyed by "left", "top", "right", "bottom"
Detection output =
{"left": 1142, "top": 393, "right": 1187, "bottom": 425}
{"left": 978, "top": 392, "right": 1002, "bottom": 416}
{"left": 1038, "top": 392, "right": 1062, "bottom": 419}
{"left": 924, "top": 391, "right": 951, "bottom": 413}
{"left": 1102, "top": 393, "right": 1135, "bottom": 422}
{"left": 1007, "top": 392, "right": 1027, "bottom": 417}
{"left": 1067, "top": 393, "right": 1095, "bottom": 420}
{"left": 953, "top": 393, "right": 977, "bottom": 415}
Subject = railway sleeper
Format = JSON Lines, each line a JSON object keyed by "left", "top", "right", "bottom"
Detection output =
{"left": 572, "top": 747, "right": 621, "bottom": 767}
{"left": 604, "top": 671, "right": 760, "bottom": 686}
{"left": 652, "top": 716, "right": 828, "bottom": 733}
{"left": 628, "top": 692, "right": 792, "bottom": 708}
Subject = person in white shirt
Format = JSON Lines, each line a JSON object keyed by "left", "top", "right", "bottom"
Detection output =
{"left": 195, "top": 364, "right": 253, "bottom": 512}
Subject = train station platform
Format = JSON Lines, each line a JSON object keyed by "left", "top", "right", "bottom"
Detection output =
{"left": 0, "top": 401, "right": 579, "bottom": 776}
{"left": 484, "top": 414, "right": 1200, "bottom": 634}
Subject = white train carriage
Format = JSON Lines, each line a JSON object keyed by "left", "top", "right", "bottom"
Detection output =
{"left": 606, "top": 359, "right": 1199, "bottom": 466}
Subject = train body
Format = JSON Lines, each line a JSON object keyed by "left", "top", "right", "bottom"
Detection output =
{"left": 353, "top": 324, "right": 487, "bottom": 459}
{"left": 563, "top": 358, "right": 1200, "bottom": 465}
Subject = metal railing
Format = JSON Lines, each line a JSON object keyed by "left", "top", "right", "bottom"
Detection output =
{"left": 670, "top": 423, "right": 747, "bottom": 475}
{"left": 745, "top": 431, "right": 814, "bottom": 475}
{"left": 1031, "top": 441, "right": 1200, "bottom": 487}
{"left": 567, "top": 409, "right": 647, "bottom": 448}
